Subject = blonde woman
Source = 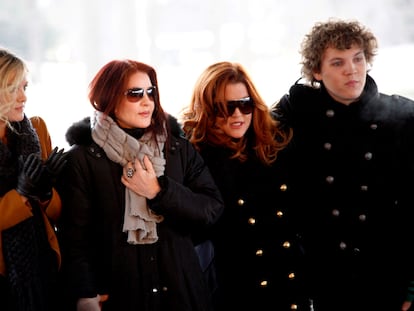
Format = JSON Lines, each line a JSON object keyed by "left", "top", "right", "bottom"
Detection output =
{"left": 0, "top": 47, "right": 66, "bottom": 311}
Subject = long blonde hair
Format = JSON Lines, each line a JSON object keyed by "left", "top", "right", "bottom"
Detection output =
{"left": 0, "top": 47, "right": 28, "bottom": 126}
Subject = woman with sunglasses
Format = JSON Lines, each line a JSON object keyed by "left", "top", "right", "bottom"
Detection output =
{"left": 57, "top": 59, "right": 224, "bottom": 311}
{"left": 181, "top": 61, "right": 311, "bottom": 311}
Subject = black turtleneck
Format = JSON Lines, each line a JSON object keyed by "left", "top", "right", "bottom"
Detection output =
{"left": 120, "top": 127, "right": 145, "bottom": 139}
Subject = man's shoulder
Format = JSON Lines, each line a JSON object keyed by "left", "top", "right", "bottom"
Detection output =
{"left": 379, "top": 93, "right": 414, "bottom": 114}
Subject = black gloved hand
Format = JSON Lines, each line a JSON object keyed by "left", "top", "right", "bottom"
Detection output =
{"left": 16, "top": 153, "right": 46, "bottom": 201}
{"left": 37, "top": 147, "right": 67, "bottom": 201}
{"left": 43, "top": 147, "right": 67, "bottom": 183}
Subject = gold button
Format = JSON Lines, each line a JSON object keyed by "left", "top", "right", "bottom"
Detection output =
{"left": 364, "top": 152, "right": 373, "bottom": 160}
{"left": 324, "top": 142, "right": 332, "bottom": 150}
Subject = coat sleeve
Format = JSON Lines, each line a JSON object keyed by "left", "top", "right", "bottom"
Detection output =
{"left": 149, "top": 137, "right": 224, "bottom": 232}
{"left": 0, "top": 190, "right": 34, "bottom": 275}
{"left": 0, "top": 191, "right": 33, "bottom": 231}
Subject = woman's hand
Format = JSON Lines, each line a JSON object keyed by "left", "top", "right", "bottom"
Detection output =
{"left": 122, "top": 155, "right": 161, "bottom": 199}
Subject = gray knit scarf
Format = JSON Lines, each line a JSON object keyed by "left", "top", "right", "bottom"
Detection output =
{"left": 91, "top": 111, "right": 165, "bottom": 244}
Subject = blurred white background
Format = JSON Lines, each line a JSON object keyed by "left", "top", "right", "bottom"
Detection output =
{"left": 2, "top": 0, "right": 414, "bottom": 149}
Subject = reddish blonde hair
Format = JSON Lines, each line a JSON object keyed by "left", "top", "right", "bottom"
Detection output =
{"left": 181, "top": 61, "right": 291, "bottom": 165}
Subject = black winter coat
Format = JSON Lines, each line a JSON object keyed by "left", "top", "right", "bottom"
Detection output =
{"left": 199, "top": 141, "right": 311, "bottom": 311}
{"left": 57, "top": 115, "right": 224, "bottom": 311}
{"left": 273, "top": 75, "right": 414, "bottom": 311}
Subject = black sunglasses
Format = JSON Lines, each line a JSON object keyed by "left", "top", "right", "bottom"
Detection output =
{"left": 215, "top": 97, "right": 254, "bottom": 117}
{"left": 124, "top": 86, "right": 156, "bottom": 102}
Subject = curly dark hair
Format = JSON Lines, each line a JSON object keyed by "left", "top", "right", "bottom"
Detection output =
{"left": 300, "top": 18, "right": 378, "bottom": 86}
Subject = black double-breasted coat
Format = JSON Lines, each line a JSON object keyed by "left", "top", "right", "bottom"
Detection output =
{"left": 273, "top": 75, "right": 414, "bottom": 311}
{"left": 199, "top": 140, "right": 310, "bottom": 311}
{"left": 57, "top": 116, "right": 224, "bottom": 311}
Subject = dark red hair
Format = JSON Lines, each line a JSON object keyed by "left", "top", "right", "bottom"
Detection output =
{"left": 88, "top": 59, "right": 168, "bottom": 140}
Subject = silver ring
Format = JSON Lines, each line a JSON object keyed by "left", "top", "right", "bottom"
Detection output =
{"left": 126, "top": 167, "right": 134, "bottom": 178}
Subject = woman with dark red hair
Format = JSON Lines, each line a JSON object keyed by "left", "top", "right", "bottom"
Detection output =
{"left": 58, "top": 59, "right": 224, "bottom": 311}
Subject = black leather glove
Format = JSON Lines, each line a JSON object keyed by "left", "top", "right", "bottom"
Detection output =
{"left": 16, "top": 153, "right": 46, "bottom": 201}
{"left": 37, "top": 147, "right": 67, "bottom": 201}
{"left": 43, "top": 147, "right": 67, "bottom": 183}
